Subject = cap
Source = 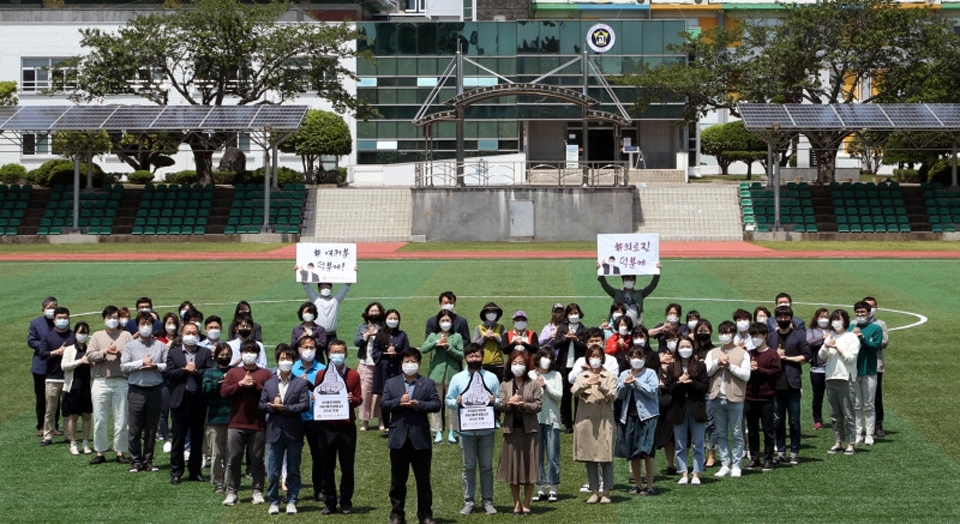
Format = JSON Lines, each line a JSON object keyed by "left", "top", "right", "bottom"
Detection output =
{"left": 552, "top": 303, "right": 564, "bottom": 311}
{"left": 512, "top": 310, "right": 527, "bottom": 320}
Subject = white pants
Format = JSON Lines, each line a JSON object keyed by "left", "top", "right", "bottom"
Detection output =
{"left": 92, "top": 377, "right": 129, "bottom": 453}
{"left": 854, "top": 374, "right": 877, "bottom": 438}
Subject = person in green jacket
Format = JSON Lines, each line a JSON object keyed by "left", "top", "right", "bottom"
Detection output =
{"left": 421, "top": 309, "right": 465, "bottom": 444}
{"left": 849, "top": 300, "right": 883, "bottom": 446}
{"left": 597, "top": 262, "right": 662, "bottom": 325}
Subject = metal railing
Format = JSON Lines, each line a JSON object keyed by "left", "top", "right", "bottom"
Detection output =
{"left": 414, "top": 160, "right": 630, "bottom": 188}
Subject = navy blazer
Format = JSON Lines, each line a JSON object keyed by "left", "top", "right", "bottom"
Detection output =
{"left": 164, "top": 345, "right": 213, "bottom": 410}
{"left": 381, "top": 374, "right": 441, "bottom": 451}
{"left": 259, "top": 374, "right": 311, "bottom": 444}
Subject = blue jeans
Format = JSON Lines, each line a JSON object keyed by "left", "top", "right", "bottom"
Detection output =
{"left": 773, "top": 389, "right": 802, "bottom": 455}
{"left": 536, "top": 424, "right": 561, "bottom": 488}
{"left": 266, "top": 435, "right": 303, "bottom": 505}
{"left": 674, "top": 404, "right": 706, "bottom": 474}
{"left": 704, "top": 393, "right": 718, "bottom": 450}
{"left": 459, "top": 432, "right": 495, "bottom": 504}
{"left": 709, "top": 398, "right": 744, "bottom": 469}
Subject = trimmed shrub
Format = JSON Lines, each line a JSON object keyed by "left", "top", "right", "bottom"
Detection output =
{"left": 0, "top": 163, "right": 27, "bottom": 184}
{"left": 128, "top": 170, "right": 155, "bottom": 184}
{"left": 893, "top": 168, "right": 920, "bottom": 183}
{"left": 927, "top": 159, "right": 956, "bottom": 186}
{"left": 32, "top": 159, "right": 105, "bottom": 188}
{"left": 213, "top": 171, "right": 236, "bottom": 185}
{"left": 164, "top": 170, "right": 198, "bottom": 184}
{"left": 250, "top": 166, "right": 303, "bottom": 187}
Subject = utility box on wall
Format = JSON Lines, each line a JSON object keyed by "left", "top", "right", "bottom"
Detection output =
{"left": 411, "top": 187, "right": 636, "bottom": 241}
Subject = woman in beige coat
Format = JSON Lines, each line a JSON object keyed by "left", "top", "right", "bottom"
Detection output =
{"left": 497, "top": 350, "right": 543, "bottom": 515}
{"left": 571, "top": 345, "right": 619, "bottom": 504}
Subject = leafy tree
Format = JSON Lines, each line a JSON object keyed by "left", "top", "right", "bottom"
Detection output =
{"left": 700, "top": 121, "right": 767, "bottom": 179}
{"left": 280, "top": 109, "right": 352, "bottom": 180}
{"left": 110, "top": 132, "right": 180, "bottom": 173}
{"left": 52, "top": 131, "right": 112, "bottom": 187}
{"left": 0, "top": 81, "right": 17, "bottom": 106}
{"left": 67, "top": 0, "right": 370, "bottom": 183}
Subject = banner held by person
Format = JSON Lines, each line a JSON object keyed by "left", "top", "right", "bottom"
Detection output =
{"left": 295, "top": 242, "right": 358, "bottom": 283}
{"left": 596, "top": 233, "right": 660, "bottom": 276}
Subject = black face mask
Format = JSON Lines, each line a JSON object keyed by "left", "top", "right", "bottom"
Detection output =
{"left": 238, "top": 328, "right": 252, "bottom": 338}
{"left": 466, "top": 360, "right": 482, "bottom": 371}
{"left": 368, "top": 315, "right": 382, "bottom": 324}
{"left": 777, "top": 319, "right": 792, "bottom": 330}
{"left": 217, "top": 356, "right": 232, "bottom": 366}
{"left": 695, "top": 333, "right": 711, "bottom": 342}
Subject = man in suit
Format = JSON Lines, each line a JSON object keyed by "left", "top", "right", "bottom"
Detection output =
{"left": 260, "top": 344, "right": 311, "bottom": 515}
{"left": 382, "top": 348, "right": 442, "bottom": 524}
{"left": 601, "top": 256, "right": 621, "bottom": 275}
{"left": 164, "top": 321, "right": 213, "bottom": 484}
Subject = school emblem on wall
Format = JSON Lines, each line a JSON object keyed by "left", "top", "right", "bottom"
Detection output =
{"left": 586, "top": 24, "right": 616, "bottom": 53}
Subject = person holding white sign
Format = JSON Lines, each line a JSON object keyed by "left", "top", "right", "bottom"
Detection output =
{"left": 597, "top": 263, "right": 661, "bottom": 326}
{"left": 445, "top": 343, "right": 501, "bottom": 516}
{"left": 301, "top": 280, "right": 352, "bottom": 343}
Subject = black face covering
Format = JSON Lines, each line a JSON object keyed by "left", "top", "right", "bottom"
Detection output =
{"left": 466, "top": 360, "right": 482, "bottom": 371}
{"left": 777, "top": 319, "right": 792, "bottom": 330}
{"left": 695, "top": 332, "right": 711, "bottom": 342}
{"left": 217, "top": 356, "right": 232, "bottom": 366}
{"left": 238, "top": 328, "right": 253, "bottom": 338}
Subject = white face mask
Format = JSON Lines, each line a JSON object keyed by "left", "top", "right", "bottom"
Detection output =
{"left": 687, "top": 320, "right": 699, "bottom": 331}
{"left": 831, "top": 320, "right": 845, "bottom": 332}
{"left": 817, "top": 317, "right": 830, "bottom": 328}
{"left": 119, "top": 318, "right": 129, "bottom": 328}
{"left": 756, "top": 316, "right": 768, "bottom": 324}
{"left": 623, "top": 280, "right": 635, "bottom": 290}
{"left": 736, "top": 320, "right": 751, "bottom": 332}
{"left": 718, "top": 334, "right": 734, "bottom": 345}
{"left": 439, "top": 321, "right": 452, "bottom": 332}
{"left": 54, "top": 318, "right": 70, "bottom": 330}
{"left": 104, "top": 318, "right": 119, "bottom": 330}
{"left": 588, "top": 357, "right": 602, "bottom": 369}
{"left": 402, "top": 362, "right": 420, "bottom": 376}
{"left": 856, "top": 316, "right": 868, "bottom": 326}
{"left": 241, "top": 353, "right": 258, "bottom": 366}
{"left": 300, "top": 349, "right": 316, "bottom": 362}
{"left": 44, "top": 308, "right": 56, "bottom": 319}
{"left": 568, "top": 315, "right": 580, "bottom": 324}
{"left": 182, "top": 334, "right": 199, "bottom": 347}
{"left": 539, "top": 357, "right": 552, "bottom": 371}
{"left": 632, "top": 337, "right": 646, "bottom": 348}
{"left": 75, "top": 333, "right": 89, "bottom": 344}
{"left": 611, "top": 312, "right": 623, "bottom": 322}
{"left": 165, "top": 324, "right": 177, "bottom": 335}
{"left": 618, "top": 326, "right": 629, "bottom": 336}
{"left": 666, "top": 315, "right": 679, "bottom": 324}
{"left": 869, "top": 308, "right": 877, "bottom": 319}
{"left": 441, "top": 303, "right": 455, "bottom": 312}
{"left": 302, "top": 313, "right": 315, "bottom": 323}
{"left": 139, "top": 325, "right": 153, "bottom": 339}
{"left": 629, "top": 358, "right": 645, "bottom": 370}
{"left": 206, "top": 328, "right": 221, "bottom": 340}
{"left": 511, "top": 364, "right": 527, "bottom": 377}
{"left": 666, "top": 340, "right": 678, "bottom": 352}
{"left": 514, "top": 321, "right": 528, "bottom": 331}
{"left": 277, "top": 361, "right": 294, "bottom": 373}
{"left": 751, "top": 337, "right": 765, "bottom": 348}
{"left": 485, "top": 312, "right": 497, "bottom": 322}
{"left": 386, "top": 319, "right": 400, "bottom": 329}
{"left": 320, "top": 288, "right": 332, "bottom": 298}
{"left": 139, "top": 308, "right": 152, "bottom": 315}
{"left": 779, "top": 302, "right": 791, "bottom": 308}
{"left": 678, "top": 348, "right": 693, "bottom": 359}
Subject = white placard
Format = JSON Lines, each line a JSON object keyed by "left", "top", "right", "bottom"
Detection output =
{"left": 597, "top": 233, "right": 660, "bottom": 276}
{"left": 313, "top": 367, "right": 350, "bottom": 421}
{"left": 458, "top": 371, "right": 496, "bottom": 432}
{"left": 295, "top": 243, "right": 357, "bottom": 284}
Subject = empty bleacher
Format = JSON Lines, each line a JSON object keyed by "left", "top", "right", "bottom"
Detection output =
{"left": 0, "top": 184, "right": 32, "bottom": 236}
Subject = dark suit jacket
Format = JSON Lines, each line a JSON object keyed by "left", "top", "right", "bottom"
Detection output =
{"left": 381, "top": 374, "right": 441, "bottom": 451}
{"left": 164, "top": 345, "right": 213, "bottom": 410}
{"left": 551, "top": 323, "right": 588, "bottom": 371}
{"left": 259, "top": 374, "right": 311, "bottom": 443}
{"left": 662, "top": 359, "right": 708, "bottom": 425}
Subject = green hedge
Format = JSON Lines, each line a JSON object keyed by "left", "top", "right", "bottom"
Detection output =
{"left": 0, "top": 163, "right": 27, "bottom": 184}
{"left": 128, "top": 170, "right": 155, "bottom": 184}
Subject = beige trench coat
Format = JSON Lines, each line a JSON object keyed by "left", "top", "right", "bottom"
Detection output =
{"left": 571, "top": 369, "right": 618, "bottom": 462}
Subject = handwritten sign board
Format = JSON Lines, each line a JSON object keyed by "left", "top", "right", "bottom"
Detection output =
{"left": 313, "top": 367, "right": 350, "bottom": 421}
{"left": 458, "top": 371, "right": 496, "bottom": 431}
{"left": 295, "top": 242, "right": 357, "bottom": 284}
{"left": 597, "top": 233, "right": 660, "bottom": 276}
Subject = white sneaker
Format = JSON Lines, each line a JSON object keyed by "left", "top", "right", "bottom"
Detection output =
{"left": 691, "top": 477, "right": 701, "bottom": 486}
{"left": 548, "top": 492, "right": 558, "bottom": 502}
{"left": 252, "top": 491, "right": 265, "bottom": 505}
{"left": 677, "top": 476, "right": 688, "bottom": 485}
{"left": 731, "top": 467, "right": 742, "bottom": 478}
{"left": 286, "top": 503, "right": 297, "bottom": 515}
{"left": 865, "top": 435, "right": 874, "bottom": 446}
{"left": 579, "top": 483, "right": 591, "bottom": 493}
{"left": 163, "top": 441, "right": 172, "bottom": 453}
{"left": 268, "top": 503, "right": 280, "bottom": 515}
{"left": 222, "top": 493, "right": 238, "bottom": 506}
{"left": 70, "top": 443, "right": 79, "bottom": 455}
{"left": 855, "top": 436, "right": 864, "bottom": 445}
{"left": 715, "top": 465, "right": 731, "bottom": 478}
{"left": 184, "top": 450, "right": 191, "bottom": 462}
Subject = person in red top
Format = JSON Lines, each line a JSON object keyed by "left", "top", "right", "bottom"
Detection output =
{"left": 220, "top": 340, "right": 273, "bottom": 507}
{"left": 744, "top": 323, "right": 782, "bottom": 472}
{"left": 500, "top": 311, "right": 537, "bottom": 367}
{"left": 314, "top": 339, "right": 363, "bottom": 515}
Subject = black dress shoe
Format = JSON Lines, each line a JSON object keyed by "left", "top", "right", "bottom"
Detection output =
{"left": 341, "top": 506, "right": 353, "bottom": 515}
{"left": 89, "top": 455, "right": 107, "bottom": 465}
{"left": 389, "top": 518, "right": 404, "bottom": 524}
{"left": 314, "top": 492, "right": 325, "bottom": 502}
{"left": 420, "top": 517, "right": 435, "bottom": 524}
{"left": 170, "top": 476, "right": 182, "bottom": 485}
{"left": 322, "top": 506, "right": 336, "bottom": 515}
{"left": 116, "top": 455, "right": 130, "bottom": 464}
{"left": 188, "top": 474, "right": 209, "bottom": 482}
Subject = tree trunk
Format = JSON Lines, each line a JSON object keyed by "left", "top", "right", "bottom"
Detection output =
{"left": 189, "top": 142, "right": 215, "bottom": 185}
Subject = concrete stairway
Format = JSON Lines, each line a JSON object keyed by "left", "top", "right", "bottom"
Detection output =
{"left": 302, "top": 188, "right": 412, "bottom": 242}
{"left": 634, "top": 183, "right": 744, "bottom": 241}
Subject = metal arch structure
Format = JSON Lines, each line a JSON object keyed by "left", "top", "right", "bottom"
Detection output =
{"left": 0, "top": 104, "right": 308, "bottom": 233}
{"left": 738, "top": 103, "right": 960, "bottom": 231}
{"left": 413, "top": 50, "right": 633, "bottom": 186}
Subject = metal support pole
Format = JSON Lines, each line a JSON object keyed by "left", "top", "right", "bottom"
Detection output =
{"left": 953, "top": 144, "right": 958, "bottom": 188}
{"left": 73, "top": 157, "right": 80, "bottom": 232}
{"left": 774, "top": 148, "right": 782, "bottom": 231}
{"left": 581, "top": 50, "right": 589, "bottom": 186}
{"left": 455, "top": 50, "right": 465, "bottom": 187}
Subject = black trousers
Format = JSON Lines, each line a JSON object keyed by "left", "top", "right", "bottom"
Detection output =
{"left": 390, "top": 439, "right": 433, "bottom": 523}
{"left": 304, "top": 420, "right": 325, "bottom": 497}
{"left": 128, "top": 384, "right": 162, "bottom": 466}
{"left": 875, "top": 372, "right": 884, "bottom": 424}
{"left": 745, "top": 399, "right": 775, "bottom": 462}
{"left": 560, "top": 368, "right": 574, "bottom": 428}
{"left": 170, "top": 391, "right": 208, "bottom": 478}
{"left": 320, "top": 423, "right": 357, "bottom": 509}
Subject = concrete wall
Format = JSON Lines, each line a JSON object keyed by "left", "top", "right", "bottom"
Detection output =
{"left": 411, "top": 187, "right": 635, "bottom": 241}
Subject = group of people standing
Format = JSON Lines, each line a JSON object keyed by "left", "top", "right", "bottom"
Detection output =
{"left": 26, "top": 266, "right": 891, "bottom": 523}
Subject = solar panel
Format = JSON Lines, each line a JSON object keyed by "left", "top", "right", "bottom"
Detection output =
{"left": 152, "top": 106, "right": 212, "bottom": 130}
{"left": 201, "top": 106, "right": 259, "bottom": 129}
{"left": 878, "top": 105, "right": 942, "bottom": 129}
{"left": 0, "top": 106, "right": 20, "bottom": 128}
{"left": 1, "top": 106, "right": 66, "bottom": 131}
{"left": 832, "top": 104, "right": 894, "bottom": 129}
{"left": 926, "top": 104, "right": 960, "bottom": 127}
{"left": 248, "top": 106, "right": 308, "bottom": 130}
{"left": 785, "top": 105, "right": 843, "bottom": 128}
{"left": 739, "top": 104, "right": 792, "bottom": 130}
{"left": 103, "top": 106, "right": 166, "bottom": 131}
{"left": 56, "top": 106, "right": 120, "bottom": 130}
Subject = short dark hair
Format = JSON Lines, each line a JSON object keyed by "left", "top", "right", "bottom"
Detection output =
{"left": 400, "top": 347, "right": 422, "bottom": 362}
{"left": 774, "top": 305, "right": 793, "bottom": 319}
{"left": 830, "top": 309, "right": 850, "bottom": 330}
{"left": 863, "top": 296, "right": 878, "bottom": 306}
{"left": 748, "top": 322, "right": 769, "bottom": 337}
{"left": 204, "top": 315, "right": 222, "bottom": 329}
{"left": 327, "top": 339, "right": 347, "bottom": 354}
{"left": 275, "top": 343, "right": 298, "bottom": 362}
{"left": 136, "top": 297, "right": 152, "bottom": 307}
{"left": 463, "top": 342, "right": 483, "bottom": 356}
{"left": 240, "top": 339, "right": 260, "bottom": 354}
{"left": 686, "top": 310, "right": 700, "bottom": 322}
{"left": 74, "top": 321, "right": 90, "bottom": 334}
{"left": 665, "top": 303, "right": 682, "bottom": 316}
{"left": 214, "top": 342, "right": 232, "bottom": 359}
{"left": 298, "top": 301, "right": 318, "bottom": 321}
{"left": 717, "top": 320, "right": 737, "bottom": 334}
{"left": 853, "top": 300, "right": 870, "bottom": 312}
{"left": 102, "top": 305, "right": 119, "bottom": 319}
{"left": 585, "top": 327, "right": 605, "bottom": 341}
{"left": 776, "top": 292, "right": 792, "bottom": 303}
{"left": 232, "top": 312, "right": 253, "bottom": 329}
{"left": 54, "top": 306, "right": 70, "bottom": 317}
{"left": 439, "top": 291, "right": 457, "bottom": 303}
{"left": 732, "top": 308, "right": 751, "bottom": 322}
{"left": 136, "top": 311, "right": 154, "bottom": 326}
{"left": 585, "top": 345, "right": 604, "bottom": 360}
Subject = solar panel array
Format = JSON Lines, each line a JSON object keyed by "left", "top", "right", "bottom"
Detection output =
{"left": 0, "top": 105, "right": 308, "bottom": 132}
{"left": 739, "top": 103, "right": 960, "bottom": 131}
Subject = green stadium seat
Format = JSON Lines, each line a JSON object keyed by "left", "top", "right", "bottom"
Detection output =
{"left": 132, "top": 226, "right": 143, "bottom": 235}
{"left": 169, "top": 226, "right": 181, "bottom": 235}
{"left": 851, "top": 225, "right": 862, "bottom": 233}
{"left": 100, "top": 227, "right": 112, "bottom": 235}
{"left": 144, "top": 226, "right": 156, "bottom": 235}
{"left": 863, "top": 224, "right": 874, "bottom": 233}
{"left": 194, "top": 226, "right": 205, "bottom": 235}
{"left": 49, "top": 227, "right": 61, "bottom": 235}
{"left": 157, "top": 226, "right": 169, "bottom": 235}
{"left": 874, "top": 224, "right": 886, "bottom": 233}
{"left": 37, "top": 227, "right": 48, "bottom": 236}
{"left": 224, "top": 225, "right": 236, "bottom": 235}
{"left": 805, "top": 224, "right": 818, "bottom": 233}
{"left": 945, "top": 224, "right": 957, "bottom": 233}
{"left": 181, "top": 226, "right": 193, "bottom": 235}
{"left": 5, "top": 227, "right": 17, "bottom": 235}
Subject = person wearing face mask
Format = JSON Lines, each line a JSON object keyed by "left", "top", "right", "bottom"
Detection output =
{"left": 120, "top": 312, "right": 170, "bottom": 473}
{"left": 572, "top": 346, "right": 619, "bottom": 504}
{"left": 616, "top": 346, "right": 659, "bottom": 496}
{"left": 156, "top": 312, "right": 181, "bottom": 451}
{"left": 228, "top": 301, "right": 263, "bottom": 343}
{"left": 538, "top": 303, "right": 566, "bottom": 346}
{"left": 568, "top": 330, "right": 621, "bottom": 384}
{"left": 260, "top": 344, "right": 311, "bottom": 515}
{"left": 354, "top": 302, "right": 386, "bottom": 432}
{"left": 291, "top": 302, "right": 328, "bottom": 358}
{"left": 227, "top": 313, "right": 268, "bottom": 369}
{"left": 497, "top": 350, "right": 543, "bottom": 515}
{"left": 649, "top": 303, "right": 686, "bottom": 353}
{"left": 551, "top": 303, "right": 588, "bottom": 433}
{"left": 604, "top": 314, "right": 634, "bottom": 366}
{"left": 769, "top": 305, "right": 811, "bottom": 465}
{"left": 87, "top": 305, "right": 134, "bottom": 465}
{"left": 663, "top": 337, "right": 708, "bottom": 486}
{"left": 530, "top": 348, "right": 562, "bottom": 503}
{"left": 600, "top": 303, "right": 629, "bottom": 341}
{"left": 849, "top": 300, "right": 882, "bottom": 446}
{"left": 731, "top": 308, "right": 755, "bottom": 350}
{"left": 766, "top": 293, "right": 806, "bottom": 332}
{"left": 705, "top": 320, "right": 751, "bottom": 478}
{"left": 220, "top": 340, "right": 273, "bottom": 506}
{"left": 690, "top": 319, "right": 718, "bottom": 467}
{"left": 38, "top": 306, "right": 75, "bottom": 447}
{"left": 373, "top": 309, "right": 410, "bottom": 436}
{"left": 421, "top": 310, "right": 465, "bottom": 444}
{"left": 382, "top": 347, "right": 442, "bottom": 524}
{"left": 654, "top": 326, "right": 679, "bottom": 476}
{"left": 445, "top": 343, "right": 501, "bottom": 516}
{"left": 291, "top": 337, "right": 327, "bottom": 503}
{"left": 302, "top": 278, "right": 352, "bottom": 342}
{"left": 502, "top": 311, "right": 538, "bottom": 365}
{"left": 819, "top": 309, "right": 860, "bottom": 456}
{"left": 124, "top": 297, "right": 162, "bottom": 338}
{"left": 158, "top": 312, "right": 181, "bottom": 346}
{"left": 473, "top": 302, "right": 506, "bottom": 379}
{"left": 863, "top": 296, "right": 889, "bottom": 438}
{"left": 165, "top": 320, "right": 213, "bottom": 485}
{"left": 744, "top": 323, "right": 781, "bottom": 472}
{"left": 806, "top": 308, "right": 831, "bottom": 431}
{"left": 61, "top": 321, "right": 93, "bottom": 456}
{"left": 118, "top": 307, "right": 132, "bottom": 331}
{"left": 312, "top": 340, "right": 363, "bottom": 515}
{"left": 424, "top": 291, "right": 472, "bottom": 343}
{"left": 597, "top": 263, "right": 662, "bottom": 326}
{"left": 198, "top": 315, "right": 223, "bottom": 351}
{"left": 203, "top": 343, "right": 236, "bottom": 493}
{"left": 28, "top": 296, "right": 59, "bottom": 438}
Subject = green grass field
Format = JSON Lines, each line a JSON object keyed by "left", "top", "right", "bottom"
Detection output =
{"left": 2, "top": 257, "right": 959, "bottom": 523}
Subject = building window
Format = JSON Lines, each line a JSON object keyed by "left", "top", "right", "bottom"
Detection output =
{"left": 21, "top": 134, "right": 54, "bottom": 156}
{"left": 22, "top": 58, "right": 76, "bottom": 92}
